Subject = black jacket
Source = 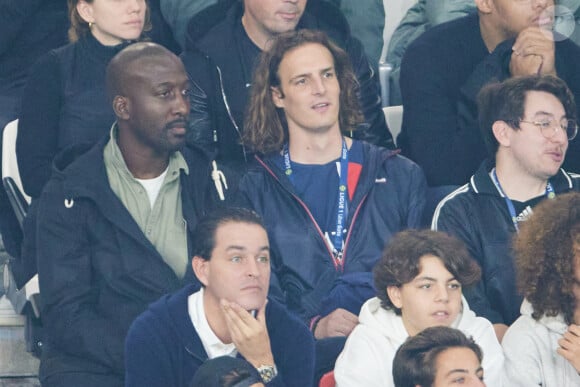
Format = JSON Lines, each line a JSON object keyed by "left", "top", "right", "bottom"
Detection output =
{"left": 180, "top": 0, "right": 392, "bottom": 168}
{"left": 432, "top": 160, "right": 580, "bottom": 325}
{"left": 458, "top": 36, "right": 580, "bottom": 175}
{"left": 238, "top": 142, "right": 426, "bottom": 321}
{"left": 36, "top": 138, "right": 227, "bottom": 386}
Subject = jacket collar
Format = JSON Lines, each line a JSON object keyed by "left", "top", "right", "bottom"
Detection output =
{"left": 470, "top": 158, "right": 575, "bottom": 196}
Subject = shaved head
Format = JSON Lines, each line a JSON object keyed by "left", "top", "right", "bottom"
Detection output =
{"left": 106, "top": 42, "right": 180, "bottom": 108}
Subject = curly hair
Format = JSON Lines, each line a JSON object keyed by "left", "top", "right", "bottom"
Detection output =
{"left": 374, "top": 229, "right": 481, "bottom": 315}
{"left": 242, "top": 29, "right": 364, "bottom": 155}
{"left": 514, "top": 192, "right": 580, "bottom": 324}
{"left": 477, "top": 74, "right": 576, "bottom": 157}
{"left": 67, "top": 0, "right": 151, "bottom": 43}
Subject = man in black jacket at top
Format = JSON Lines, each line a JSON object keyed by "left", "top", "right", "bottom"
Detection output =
{"left": 180, "top": 0, "right": 392, "bottom": 170}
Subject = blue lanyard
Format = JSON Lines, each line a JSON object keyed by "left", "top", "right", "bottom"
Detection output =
{"left": 490, "top": 168, "right": 555, "bottom": 232}
{"left": 283, "top": 139, "right": 349, "bottom": 259}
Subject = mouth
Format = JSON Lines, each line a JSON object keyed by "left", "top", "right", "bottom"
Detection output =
{"left": 166, "top": 120, "right": 188, "bottom": 136}
{"left": 312, "top": 102, "right": 331, "bottom": 112}
{"left": 534, "top": 12, "right": 554, "bottom": 28}
{"left": 240, "top": 285, "right": 262, "bottom": 292}
{"left": 547, "top": 150, "right": 564, "bottom": 163}
{"left": 125, "top": 20, "right": 143, "bottom": 28}
{"left": 277, "top": 9, "right": 300, "bottom": 22}
{"left": 432, "top": 311, "right": 451, "bottom": 321}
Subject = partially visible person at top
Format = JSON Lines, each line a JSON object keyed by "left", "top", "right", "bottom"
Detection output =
{"left": 180, "top": 0, "right": 393, "bottom": 174}
{"left": 398, "top": 0, "right": 580, "bottom": 214}
{"left": 17, "top": 0, "right": 149, "bottom": 200}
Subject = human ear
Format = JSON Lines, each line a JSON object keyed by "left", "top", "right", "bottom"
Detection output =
{"left": 492, "top": 120, "right": 512, "bottom": 147}
{"left": 271, "top": 86, "right": 285, "bottom": 108}
{"left": 76, "top": 0, "right": 95, "bottom": 24}
{"left": 387, "top": 286, "right": 403, "bottom": 309}
{"left": 113, "top": 96, "right": 130, "bottom": 120}
{"left": 192, "top": 256, "right": 209, "bottom": 287}
{"left": 474, "top": 0, "right": 493, "bottom": 14}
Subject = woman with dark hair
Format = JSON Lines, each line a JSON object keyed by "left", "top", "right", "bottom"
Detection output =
{"left": 17, "top": 0, "right": 148, "bottom": 199}
{"left": 503, "top": 192, "right": 580, "bottom": 386}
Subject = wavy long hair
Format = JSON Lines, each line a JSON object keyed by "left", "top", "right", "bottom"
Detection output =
{"left": 242, "top": 29, "right": 364, "bottom": 155}
{"left": 514, "top": 192, "right": 580, "bottom": 324}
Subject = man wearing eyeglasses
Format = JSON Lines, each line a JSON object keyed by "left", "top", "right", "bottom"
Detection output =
{"left": 432, "top": 75, "right": 580, "bottom": 344}
{"left": 399, "top": 0, "right": 580, "bottom": 223}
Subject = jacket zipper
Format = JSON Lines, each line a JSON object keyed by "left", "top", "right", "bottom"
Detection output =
{"left": 256, "top": 157, "right": 368, "bottom": 273}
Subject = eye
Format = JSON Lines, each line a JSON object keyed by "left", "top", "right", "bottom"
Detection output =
{"left": 323, "top": 71, "right": 335, "bottom": 78}
{"left": 536, "top": 120, "right": 552, "bottom": 129}
{"left": 294, "top": 78, "right": 307, "bottom": 85}
{"left": 181, "top": 88, "right": 191, "bottom": 97}
{"left": 230, "top": 256, "right": 242, "bottom": 263}
{"left": 257, "top": 255, "right": 270, "bottom": 263}
{"left": 448, "top": 282, "right": 462, "bottom": 290}
{"left": 419, "top": 283, "right": 431, "bottom": 289}
{"left": 452, "top": 377, "right": 465, "bottom": 384}
{"left": 158, "top": 89, "right": 172, "bottom": 99}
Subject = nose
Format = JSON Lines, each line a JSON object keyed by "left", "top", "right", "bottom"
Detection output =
{"left": 435, "top": 284, "right": 449, "bottom": 303}
{"left": 128, "top": 0, "right": 144, "bottom": 13}
{"left": 246, "top": 258, "right": 261, "bottom": 278}
{"left": 311, "top": 76, "right": 326, "bottom": 95}
{"left": 174, "top": 90, "right": 189, "bottom": 117}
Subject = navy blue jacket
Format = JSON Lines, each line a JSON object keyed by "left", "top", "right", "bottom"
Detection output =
{"left": 238, "top": 142, "right": 426, "bottom": 322}
{"left": 180, "top": 0, "right": 392, "bottom": 168}
{"left": 432, "top": 160, "right": 580, "bottom": 325}
{"left": 125, "top": 284, "right": 315, "bottom": 387}
{"left": 36, "top": 137, "right": 227, "bottom": 386}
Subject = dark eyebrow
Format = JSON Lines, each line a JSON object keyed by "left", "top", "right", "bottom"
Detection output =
{"left": 445, "top": 369, "right": 468, "bottom": 377}
{"left": 225, "top": 245, "right": 270, "bottom": 252}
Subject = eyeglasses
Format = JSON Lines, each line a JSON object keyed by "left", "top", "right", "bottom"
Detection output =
{"left": 516, "top": 118, "right": 578, "bottom": 140}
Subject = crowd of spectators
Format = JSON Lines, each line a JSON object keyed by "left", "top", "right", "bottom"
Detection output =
{"left": 1, "top": 1, "right": 580, "bottom": 386}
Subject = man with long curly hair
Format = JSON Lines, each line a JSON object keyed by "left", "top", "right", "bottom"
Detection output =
{"left": 237, "top": 29, "right": 426, "bottom": 379}
{"left": 502, "top": 192, "right": 580, "bottom": 386}
{"left": 433, "top": 75, "right": 580, "bottom": 343}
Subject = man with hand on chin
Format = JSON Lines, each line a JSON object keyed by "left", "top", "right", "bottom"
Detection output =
{"left": 125, "top": 207, "right": 315, "bottom": 387}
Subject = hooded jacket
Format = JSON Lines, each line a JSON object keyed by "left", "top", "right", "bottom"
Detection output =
{"left": 432, "top": 160, "right": 580, "bottom": 325}
{"left": 334, "top": 296, "right": 504, "bottom": 387}
{"left": 180, "top": 0, "right": 392, "bottom": 168}
{"left": 125, "top": 284, "right": 315, "bottom": 387}
{"left": 238, "top": 142, "right": 426, "bottom": 322}
{"left": 35, "top": 137, "right": 228, "bottom": 386}
{"left": 502, "top": 300, "right": 580, "bottom": 386}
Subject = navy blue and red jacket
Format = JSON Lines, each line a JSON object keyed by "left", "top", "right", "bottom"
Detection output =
{"left": 238, "top": 141, "right": 426, "bottom": 323}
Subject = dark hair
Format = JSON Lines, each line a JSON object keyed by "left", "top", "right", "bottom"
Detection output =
{"left": 192, "top": 207, "right": 266, "bottom": 261}
{"left": 477, "top": 74, "right": 576, "bottom": 156}
{"left": 393, "top": 326, "right": 483, "bottom": 387}
{"left": 190, "top": 356, "right": 262, "bottom": 387}
{"left": 67, "top": 0, "right": 151, "bottom": 42}
{"left": 374, "top": 230, "right": 481, "bottom": 314}
{"left": 514, "top": 192, "right": 580, "bottom": 324}
{"left": 242, "top": 29, "right": 364, "bottom": 155}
